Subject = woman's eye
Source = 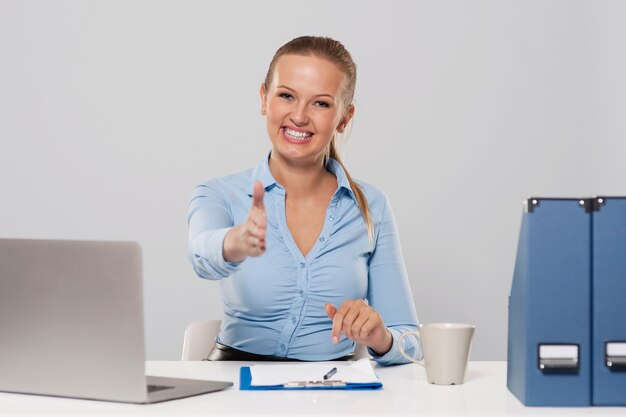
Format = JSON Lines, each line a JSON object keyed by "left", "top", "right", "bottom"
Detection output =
{"left": 279, "top": 93, "right": 293, "bottom": 100}
{"left": 315, "top": 101, "right": 330, "bottom": 108}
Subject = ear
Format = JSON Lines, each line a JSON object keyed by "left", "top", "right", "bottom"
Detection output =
{"left": 259, "top": 84, "right": 268, "bottom": 116}
{"left": 336, "top": 105, "right": 355, "bottom": 133}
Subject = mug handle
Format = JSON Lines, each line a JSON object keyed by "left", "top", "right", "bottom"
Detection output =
{"left": 398, "top": 330, "right": 425, "bottom": 367}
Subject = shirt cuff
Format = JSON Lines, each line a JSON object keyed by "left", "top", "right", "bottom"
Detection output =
{"left": 368, "top": 328, "right": 422, "bottom": 366}
{"left": 192, "top": 227, "right": 241, "bottom": 278}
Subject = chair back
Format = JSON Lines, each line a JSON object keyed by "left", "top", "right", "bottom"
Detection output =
{"left": 181, "top": 320, "right": 221, "bottom": 360}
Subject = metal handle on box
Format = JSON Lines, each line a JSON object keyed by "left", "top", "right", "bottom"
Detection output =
{"left": 606, "top": 342, "right": 626, "bottom": 370}
{"left": 537, "top": 344, "right": 579, "bottom": 372}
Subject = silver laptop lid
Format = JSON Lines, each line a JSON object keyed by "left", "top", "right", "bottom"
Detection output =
{"left": 0, "top": 238, "right": 148, "bottom": 402}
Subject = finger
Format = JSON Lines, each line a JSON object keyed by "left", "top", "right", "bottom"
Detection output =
{"left": 331, "top": 304, "right": 350, "bottom": 343}
{"left": 250, "top": 211, "right": 266, "bottom": 241}
{"left": 325, "top": 303, "right": 337, "bottom": 320}
{"left": 252, "top": 180, "right": 265, "bottom": 209}
{"left": 246, "top": 222, "right": 260, "bottom": 240}
{"left": 248, "top": 235, "right": 265, "bottom": 255}
{"left": 248, "top": 234, "right": 260, "bottom": 249}
{"left": 341, "top": 305, "right": 361, "bottom": 340}
{"left": 357, "top": 315, "right": 378, "bottom": 340}
{"left": 248, "top": 238, "right": 265, "bottom": 257}
{"left": 246, "top": 208, "right": 264, "bottom": 234}
{"left": 250, "top": 204, "right": 266, "bottom": 225}
{"left": 351, "top": 310, "right": 372, "bottom": 341}
{"left": 252, "top": 245, "right": 265, "bottom": 256}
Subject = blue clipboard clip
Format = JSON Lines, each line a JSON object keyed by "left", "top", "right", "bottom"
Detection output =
{"left": 283, "top": 380, "right": 347, "bottom": 389}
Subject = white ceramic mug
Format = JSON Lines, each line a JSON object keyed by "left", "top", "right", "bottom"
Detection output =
{"left": 398, "top": 323, "right": 475, "bottom": 385}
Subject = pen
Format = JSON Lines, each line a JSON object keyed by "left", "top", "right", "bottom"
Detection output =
{"left": 323, "top": 367, "right": 338, "bottom": 380}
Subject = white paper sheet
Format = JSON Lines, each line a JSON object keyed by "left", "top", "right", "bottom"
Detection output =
{"left": 249, "top": 358, "right": 380, "bottom": 386}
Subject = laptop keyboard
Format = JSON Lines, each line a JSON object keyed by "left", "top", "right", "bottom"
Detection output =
{"left": 147, "top": 384, "right": 174, "bottom": 393}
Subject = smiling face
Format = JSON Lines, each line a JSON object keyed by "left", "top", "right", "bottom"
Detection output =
{"left": 260, "top": 54, "right": 354, "bottom": 166}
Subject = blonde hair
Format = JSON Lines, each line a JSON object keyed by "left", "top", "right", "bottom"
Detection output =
{"left": 264, "top": 36, "right": 373, "bottom": 242}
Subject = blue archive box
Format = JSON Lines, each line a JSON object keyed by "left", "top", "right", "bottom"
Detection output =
{"left": 507, "top": 198, "right": 592, "bottom": 406}
{"left": 592, "top": 197, "right": 626, "bottom": 405}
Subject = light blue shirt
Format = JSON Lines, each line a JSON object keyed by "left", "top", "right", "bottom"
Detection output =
{"left": 187, "top": 153, "right": 421, "bottom": 365}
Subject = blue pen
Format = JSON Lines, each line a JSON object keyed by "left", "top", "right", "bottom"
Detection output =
{"left": 323, "top": 367, "right": 338, "bottom": 380}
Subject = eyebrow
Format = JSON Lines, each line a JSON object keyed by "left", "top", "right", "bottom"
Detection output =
{"left": 276, "top": 85, "right": 336, "bottom": 100}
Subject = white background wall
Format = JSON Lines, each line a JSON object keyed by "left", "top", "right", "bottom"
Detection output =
{"left": 1, "top": 0, "right": 624, "bottom": 360}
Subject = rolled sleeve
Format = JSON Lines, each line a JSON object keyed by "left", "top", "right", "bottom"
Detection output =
{"left": 190, "top": 228, "right": 241, "bottom": 279}
{"left": 368, "top": 327, "right": 422, "bottom": 366}
{"left": 188, "top": 181, "right": 242, "bottom": 280}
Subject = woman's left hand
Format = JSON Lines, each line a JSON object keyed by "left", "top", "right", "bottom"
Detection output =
{"left": 325, "top": 300, "right": 393, "bottom": 356}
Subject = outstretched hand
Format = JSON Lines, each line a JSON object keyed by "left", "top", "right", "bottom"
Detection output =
{"left": 325, "top": 300, "right": 393, "bottom": 356}
{"left": 223, "top": 180, "right": 267, "bottom": 262}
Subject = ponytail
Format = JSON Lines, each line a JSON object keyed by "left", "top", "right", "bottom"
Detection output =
{"left": 327, "top": 139, "right": 374, "bottom": 244}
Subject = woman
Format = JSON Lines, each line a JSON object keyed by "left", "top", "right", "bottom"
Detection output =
{"left": 188, "top": 36, "right": 421, "bottom": 365}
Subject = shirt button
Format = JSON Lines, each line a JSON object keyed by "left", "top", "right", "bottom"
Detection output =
{"left": 291, "top": 317, "right": 296, "bottom": 323}
{"left": 280, "top": 344, "right": 286, "bottom": 350}
{"left": 329, "top": 216, "right": 334, "bottom": 221}
{"left": 319, "top": 237, "right": 325, "bottom": 242}
{"left": 300, "top": 262, "right": 305, "bottom": 269}
{"left": 298, "top": 290, "right": 304, "bottom": 296}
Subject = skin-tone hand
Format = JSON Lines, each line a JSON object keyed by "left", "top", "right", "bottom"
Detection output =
{"left": 223, "top": 180, "right": 267, "bottom": 263}
{"left": 325, "top": 300, "right": 393, "bottom": 356}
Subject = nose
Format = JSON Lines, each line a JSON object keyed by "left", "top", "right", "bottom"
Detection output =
{"left": 289, "top": 102, "right": 309, "bottom": 126}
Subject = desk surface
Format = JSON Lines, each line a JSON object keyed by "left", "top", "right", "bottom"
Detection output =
{"left": 0, "top": 361, "right": 624, "bottom": 416}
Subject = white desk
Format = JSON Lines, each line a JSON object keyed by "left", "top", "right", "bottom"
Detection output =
{"left": 0, "top": 361, "right": 624, "bottom": 416}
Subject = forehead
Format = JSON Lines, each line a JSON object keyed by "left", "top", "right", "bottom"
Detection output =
{"left": 271, "top": 54, "right": 346, "bottom": 96}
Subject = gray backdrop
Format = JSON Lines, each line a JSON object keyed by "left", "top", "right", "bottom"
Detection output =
{"left": 1, "top": 0, "right": 624, "bottom": 360}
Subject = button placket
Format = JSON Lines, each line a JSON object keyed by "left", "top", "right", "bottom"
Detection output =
{"left": 279, "top": 283, "right": 307, "bottom": 356}
{"left": 321, "top": 198, "right": 339, "bottom": 244}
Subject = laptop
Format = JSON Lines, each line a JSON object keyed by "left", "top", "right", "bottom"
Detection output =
{"left": 0, "top": 238, "right": 232, "bottom": 403}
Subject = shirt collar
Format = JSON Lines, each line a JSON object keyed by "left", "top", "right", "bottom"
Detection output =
{"left": 325, "top": 157, "right": 356, "bottom": 199}
{"left": 248, "top": 151, "right": 356, "bottom": 200}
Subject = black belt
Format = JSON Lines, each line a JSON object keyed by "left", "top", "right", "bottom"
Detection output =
{"left": 206, "top": 342, "right": 355, "bottom": 362}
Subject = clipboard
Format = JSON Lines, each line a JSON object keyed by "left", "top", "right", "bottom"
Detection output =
{"left": 239, "top": 366, "right": 383, "bottom": 390}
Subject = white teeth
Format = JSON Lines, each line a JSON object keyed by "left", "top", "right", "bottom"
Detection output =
{"left": 284, "top": 128, "right": 313, "bottom": 140}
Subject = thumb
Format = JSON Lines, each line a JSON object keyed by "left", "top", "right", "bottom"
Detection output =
{"left": 324, "top": 303, "right": 337, "bottom": 319}
{"left": 252, "top": 180, "right": 265, "bottom": 209}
